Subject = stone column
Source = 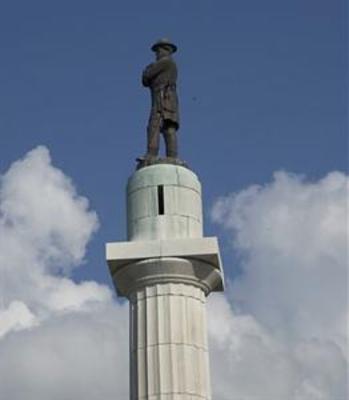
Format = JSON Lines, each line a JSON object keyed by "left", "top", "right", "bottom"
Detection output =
{"left": 107, "top": 164, "right": 224, "bottom": 400}
{"left": 130, "top": 281, "right": 211, "bottom": 399}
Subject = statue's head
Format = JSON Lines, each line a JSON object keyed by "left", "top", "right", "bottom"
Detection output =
{"left": 151, "top": 38, "right": 177, "bottom": 60}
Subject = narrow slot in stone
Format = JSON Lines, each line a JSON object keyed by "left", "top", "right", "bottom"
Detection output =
{"left": 157, "top": 185, "right": 165, "bottom": 215}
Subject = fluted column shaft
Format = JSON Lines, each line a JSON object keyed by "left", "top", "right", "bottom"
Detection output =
{"left": 130, "top": 282, "right": 211, "bottom": 400}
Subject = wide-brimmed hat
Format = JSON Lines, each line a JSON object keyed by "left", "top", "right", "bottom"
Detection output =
{"left": 151, "top": 38, "right": 177, "bottom": 53}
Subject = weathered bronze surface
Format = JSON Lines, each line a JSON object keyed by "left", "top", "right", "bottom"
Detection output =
{"left": 139, "top": 39, "right": 181, "bottom": 168}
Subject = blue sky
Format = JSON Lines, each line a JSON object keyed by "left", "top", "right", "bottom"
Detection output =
{"left": 0, "top": 2, "right": 347, "bottom": 398}
{"left": 0, "top": 0, "right": 347, "bottom": 288}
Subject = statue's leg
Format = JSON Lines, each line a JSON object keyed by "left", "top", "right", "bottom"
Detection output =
{"left": 147, "top": 110, "right": 161, "bottom": 157}
{"left": 164, "top": 124, "right": 178, "bottom": 158}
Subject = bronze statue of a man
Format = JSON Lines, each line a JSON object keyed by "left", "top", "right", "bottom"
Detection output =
{"left": 142, "top": 39, "right": 179, "bottom": 160}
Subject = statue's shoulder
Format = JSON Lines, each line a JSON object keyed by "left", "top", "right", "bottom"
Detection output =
{"left": 158, "top": 56, "right": 176, "bottom": 67}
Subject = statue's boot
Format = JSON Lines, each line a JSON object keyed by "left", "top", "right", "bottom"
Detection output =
{"left": 142, "top": 149, "right": 158, "bottom": 165}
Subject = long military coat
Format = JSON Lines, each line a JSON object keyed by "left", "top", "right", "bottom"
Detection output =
{"left": 142, "top": 56, "right": 179, "bottom": 129}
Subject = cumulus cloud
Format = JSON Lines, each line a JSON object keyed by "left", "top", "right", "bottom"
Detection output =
{"left": 0, "top": 146, "right": 98, "bottom": 273}
{"left": 0, "top": 304, "right": 129, "bottom": 400}
{"left": 0, "top": 148, "right": 347, "bottom": 400}
{"left": 0, "top": 301, "right": 37, "bottom": 337}
{"left": 210, "top": 171, "right": 348, "bottom": 399}
{"left": 0, "top": 146, "right": 109, "bottom": 323}
{"left": 0, "top": 146, "right": 127, "bottom": 399}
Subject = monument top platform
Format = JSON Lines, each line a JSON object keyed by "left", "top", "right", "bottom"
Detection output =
{"left": 136, "top": 156, "right": 188, "bottom": 170}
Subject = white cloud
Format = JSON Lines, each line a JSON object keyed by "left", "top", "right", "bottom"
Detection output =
{"left": 210, "top": 171, "right": 348, "bottom": 399}
{"left": 0, "top": 146, "right": 107, "bottom": 324}
{"left": 0, "top": 146, "right": 128, "bottom": 400}
{"left": 0, "top": 304, "right": 129, "bottom": 400}
{"left": 0, "top": 148, "right": 347, "bottom": 399}
{"left": 208, "top": 295, "right": 346, "bottom": 400}
{"left": 0, "top": 301, "right": 38, "bottom": 338}
{"left": 0, "top": 146, "right": 98, "bottom": 273}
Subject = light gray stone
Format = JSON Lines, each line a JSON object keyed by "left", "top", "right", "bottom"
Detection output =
{"left": 127, "top": 165, "right": 203, "bottom": 241}
{"left": 127, "top": 164, "right": 201, "bottom": 194}
{"left": 109, "top": 256, "right": 223, "bottom": 297}
{"left": 130, "top": 283, "right": 212, "bottom": 400}
{"left": 128, "top": 214, "right": 203, "bottom": 241}
{"left": 106, "top": 164, "right": 224, "bottom": 400}
{"left": 106, "top": 237, "right": 223, "bottom": 273}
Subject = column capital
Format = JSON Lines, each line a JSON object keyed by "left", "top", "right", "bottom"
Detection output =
{"left": 106, "top": 237, "right": 224, "bottom": 297}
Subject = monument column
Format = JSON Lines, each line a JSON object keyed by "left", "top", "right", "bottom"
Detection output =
{"left": 106, "top": 38, "right": 224, "bottom": 400}
{"left": 107, "top": 164, "right": 224, "bottom": 399}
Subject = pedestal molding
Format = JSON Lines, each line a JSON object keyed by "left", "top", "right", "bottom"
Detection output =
{"left": 111, "top": 257, "right": 222, "bottom": 298}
